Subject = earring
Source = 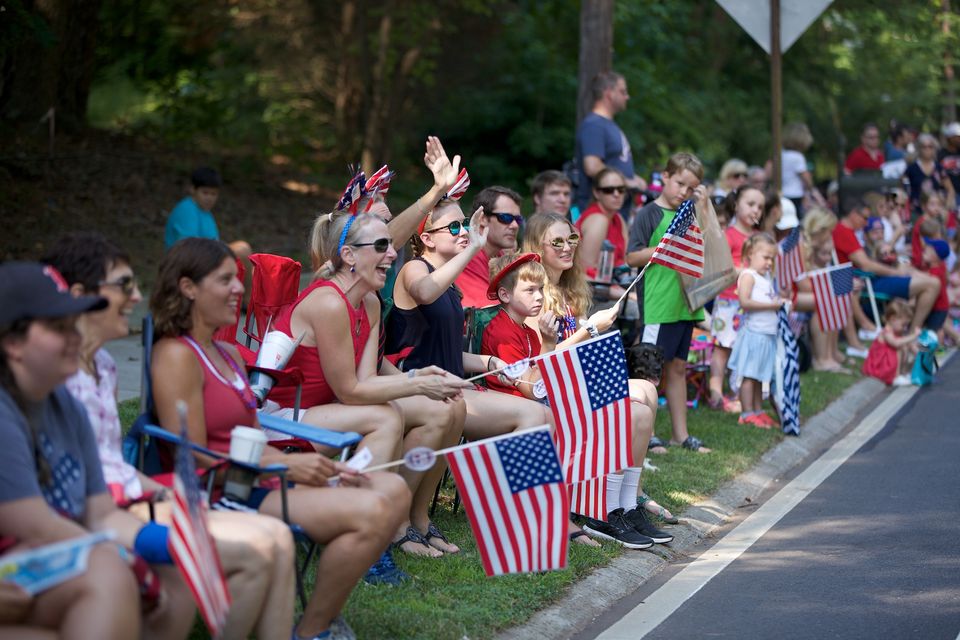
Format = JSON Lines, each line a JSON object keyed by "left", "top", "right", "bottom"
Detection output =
{"left": 350, "top": 266, "right": 355, "bottom": 273}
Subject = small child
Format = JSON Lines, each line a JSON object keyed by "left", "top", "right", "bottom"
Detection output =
{"left": 480, "top": 253, "right": 549, "bottom": 400}
{"left": 727, "top": 233, "right": 789, "bottom": 428}
{"left": 862, "top": 300, "right": 920, "bottom": 386}
{"left": 709, "top": 186, "right": 764, "bottom": 412}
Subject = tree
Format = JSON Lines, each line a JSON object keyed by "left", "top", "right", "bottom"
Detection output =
{"left": 577, "top": 0, "right": 614, "bottom": 124}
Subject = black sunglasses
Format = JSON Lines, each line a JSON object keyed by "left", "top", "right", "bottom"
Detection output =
{"left": 425, "top": 220, "right": 469, "bottom": 235}
{"left": 597, "top": 185, "right": 627, "bottom": 195}
{"left": 99, "top": 274, "right": 139, "bottom": 296}
{"left": 351, "top": 237, "right": 392, "bottom": 253}
{"left": 487, "top": 212, "right": 523, "bottom": 225}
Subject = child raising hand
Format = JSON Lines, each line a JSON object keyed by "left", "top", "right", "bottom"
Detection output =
{"left": 727, "top": 233, "right": 790, "bottom": 428}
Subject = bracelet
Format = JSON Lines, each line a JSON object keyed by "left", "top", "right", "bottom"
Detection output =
{"left": 486, "top": 357, "right": 497, "bottom": 372}
{"left": 408, "top": 368, "right": 417, "bottom": 378}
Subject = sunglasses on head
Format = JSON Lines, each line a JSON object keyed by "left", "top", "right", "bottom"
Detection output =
{"left": 547, "top": 233, "right": 581, "bottom": 249}
{"left": 424, "top": 220, "right": 469, "bottom": 235}
{"left": 597, "top": 185, "right": 627, "bottom": 195}
{"left": 99, "top": 274, "right": 139, "bottom": 296}
{"left": 350, "top": 237, "right": 392, "bottom": 253}
{"left": 487, "top": 212, "right": 523, "bottom": 225}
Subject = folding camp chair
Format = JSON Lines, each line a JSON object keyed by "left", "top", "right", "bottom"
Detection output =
{"left": 853, "top": 269, "right": 888, "bottom": 331}
{"left": 243, "top": 253, "right": 302, "bottom": 347}
{"left": 141, "top": 420, "right": 361, "bottom": 608}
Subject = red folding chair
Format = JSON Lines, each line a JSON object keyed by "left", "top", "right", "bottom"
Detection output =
{"left": 243, "top": 253, "right": 302, "bottom": 347}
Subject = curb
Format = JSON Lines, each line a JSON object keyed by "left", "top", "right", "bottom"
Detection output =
{"left": 495, "top": 375, "right": 887, "bottom": 640}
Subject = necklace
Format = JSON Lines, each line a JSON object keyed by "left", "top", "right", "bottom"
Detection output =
{"left": 185, "top": 336, "right": 257, "bottom": 410}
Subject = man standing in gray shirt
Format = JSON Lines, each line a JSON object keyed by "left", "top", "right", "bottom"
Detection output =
{"left": 574, "top": 71, "right": 647, "bottom": 216}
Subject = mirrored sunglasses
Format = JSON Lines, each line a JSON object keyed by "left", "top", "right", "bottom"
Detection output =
{"left": 424, "top": 220, "right": 469, "bottom": 235}
{"left": 548, "top": 233, "right": 581, "bottom": 249}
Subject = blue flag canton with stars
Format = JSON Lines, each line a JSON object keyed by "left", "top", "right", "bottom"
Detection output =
{"left": 497, "top": 430, "right": 564, "bottom": 494}
{"left": 780, "top": 225, "right": 800, "bottom": 253}
{"left": 666, "top": 199, "right": 696, "bottom": 237}
{"left": 577, "top": 333, "right": 629, "bottom": 411}
{"left": 830, "top": 267, "right": 854, "bottom": 296}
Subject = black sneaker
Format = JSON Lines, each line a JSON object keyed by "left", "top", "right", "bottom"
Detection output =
{"left": 623, "top": 507, "right": 674, "bottom": 544}
{"left": 582, "top": 508, "right": 654, "bottom": 549}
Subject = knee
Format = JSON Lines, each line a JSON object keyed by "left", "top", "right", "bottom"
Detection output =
{"left": 78, "top": 546, "right": 139, "bottom": 604}
{"left": 631, "top": 403, "right": 654, "bottom": 442}
{"left": 372, "top": 404, "right": 404, "bottom": 440}
{"left": 374, "top": 472, "right": 412, "bottom": 522}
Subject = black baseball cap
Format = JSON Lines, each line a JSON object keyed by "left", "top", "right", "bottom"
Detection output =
{"left": 0, "top": 262, "right": 108, "bottom": 326}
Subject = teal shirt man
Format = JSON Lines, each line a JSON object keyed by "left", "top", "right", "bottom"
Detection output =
{"left": 164, "top": 196, "right": 220, "bottom": 249}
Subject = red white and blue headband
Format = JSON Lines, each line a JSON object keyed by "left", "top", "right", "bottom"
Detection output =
{"left": 417, "top": 168, "right": 471, "bottom": 235}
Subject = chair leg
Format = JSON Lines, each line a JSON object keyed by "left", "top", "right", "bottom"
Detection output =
{"left": 296, "top": 538, "right": 318, "bottom": 610}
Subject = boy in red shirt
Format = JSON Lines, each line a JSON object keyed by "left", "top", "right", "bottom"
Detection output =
{"left": 481, "top": 253, "right": 552, "bottom": 399}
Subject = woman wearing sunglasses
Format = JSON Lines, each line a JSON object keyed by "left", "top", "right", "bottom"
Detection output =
{"left": 388, "top": 198, "right": 551, "bottom": 438}
{"left": 522, "top": 213, "right": 679, "bottom": 525}
{"left": 46, "top": 232, "right": 301, "bottom": 640}
{"left": 269, "top": 214, "right": 471, "bottom": 560}
{"left": 575, "top": 167, "right": 632, "bottom": 284}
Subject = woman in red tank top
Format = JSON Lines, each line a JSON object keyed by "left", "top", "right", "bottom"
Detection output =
{"left": 271, "top": 211, "right": 471, "bottom": 558}
{"left": 151, "top": 238, "right": 411, "bottom": 640}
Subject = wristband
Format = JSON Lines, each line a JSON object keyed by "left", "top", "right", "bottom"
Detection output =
{"left": 134, "top": 521, "right": 173, "bottom": 564}
{"left": 583, "top": 320, "right": 600, "bottom": 338}
{"left": 408, "top": 368, "right": 417, "bottom": 378}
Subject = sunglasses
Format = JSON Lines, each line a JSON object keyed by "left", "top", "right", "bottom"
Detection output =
{"left": 487, "top": 212, "right": 523, "bottom": 225}
{"left": 547, "top": 233, "right": 581, "bottom": 249}
{"left": 597, "top": 185, "right": 627, "bottom": 195}
{"left": 424, "top": 220, "right": 469, "bottom": 235}
{"left": 99, "top": 275, "right": 140, "bottom": 296}
{"left": 351, "top": 237, "right": 392, "bottom": 253}
{"left": 731, "top": 172, "right": 748, "bottom": 179}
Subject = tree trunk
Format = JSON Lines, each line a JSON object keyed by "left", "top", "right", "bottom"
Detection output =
{"left": 943, "top": 0, "right": 957, "bottom": 125}
{"left": 577, "top": 0, "right": 614, "bottom": 125}
{"left": 0, "top": 0, "right": 102, "bottom": 127}
{"left": 360, "top": 5, "right": 392, "bottom": 173}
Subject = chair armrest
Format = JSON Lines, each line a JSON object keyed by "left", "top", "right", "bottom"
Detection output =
{"left": 258, "top": 413, "right": 362, "bottom": 449}
{"left": 852, "top": 269, "right": 877, "bottom": 279}
{"left": 142, "top": 425, "right": 288, "bottom": 476}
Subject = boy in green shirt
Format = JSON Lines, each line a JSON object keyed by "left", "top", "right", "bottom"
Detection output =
{"left": 626, "top": 152, "right": 711, "bottom": 453}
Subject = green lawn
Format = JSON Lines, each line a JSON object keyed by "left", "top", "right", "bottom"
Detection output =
{"left": 121, "top": 369, "right": 858, "bottom": 640}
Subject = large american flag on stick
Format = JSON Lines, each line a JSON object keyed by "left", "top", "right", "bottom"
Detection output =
{"left": 170, "top": 429, "right": 231, "bottom": 636}
{"left": 447, "top": 428, "right": 569, "bottom": 577}
{"left": 649, "top": 199, "right": 704, "bottom": 278}
{"left": 774, "top": 307, "right": 801, "bottom": 436}
{"left": 776, "top": 226, "right": 804, "bottom": 291}
{"left": 539, "top": 332, "right": 633, "bottom": 485}
{"left": 809, "top": 263, "right": 854, "bottom": 332}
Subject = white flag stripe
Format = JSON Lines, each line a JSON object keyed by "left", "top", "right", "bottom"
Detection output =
{"left": 450, "top": 448, "right": 504, "bottom": 575}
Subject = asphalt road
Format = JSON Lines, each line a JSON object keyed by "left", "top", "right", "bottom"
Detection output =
{"left": 588, "top": 356, "right": 960, "bottom": 640}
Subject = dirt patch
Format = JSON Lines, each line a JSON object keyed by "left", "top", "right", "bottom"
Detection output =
{"left": 2, "top": 127, "right": 339, "bottom": 286}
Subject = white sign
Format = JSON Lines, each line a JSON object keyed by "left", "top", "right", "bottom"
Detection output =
{"left": 716, "top": 0, "right": 833, "bottom": 54}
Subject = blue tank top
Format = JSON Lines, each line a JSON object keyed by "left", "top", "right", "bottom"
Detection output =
{"left": 384, "top": 258, "right": 465, "bottom": 377}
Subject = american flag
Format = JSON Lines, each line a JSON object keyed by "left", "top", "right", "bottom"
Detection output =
{"left": 442, "top": 168, "right": 470, "bottom": 202}
{"left": 539, "top": 332, "right": 633, "bottom": 485}
{"left": 809, "top": 264, "right": 854, "bottom": 332}
{"left": 649, "top": 199, "right": 704, "bottom": 278}
{"left": 774, "top": 307, "right": 801, "bottom": 436}
{"left": 447, "top": 428, "right": 569, "bottom": 577}
{"left": 169, "top": 429, "right": 231, "bottom": 636}
{"left": 569, "top": 476, "right": 611, "bottom": 521}
{"left": 776, "top": 226, "right": 804, "bottom": 291}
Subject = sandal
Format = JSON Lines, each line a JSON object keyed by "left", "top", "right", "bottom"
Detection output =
{"left": 637, "top": 493, "right": 679, "bottom": 524}
{"left": 423, "top": 522, "right": 460, "bottom": 554}
{"left": 648, "top": 435, "right": 669, "bottom": 455}
{"left": 393, "top": 526, "right": 442, "bottom": 558}
{"left": 671, "top": 436, "right": 711, "bottom": 453}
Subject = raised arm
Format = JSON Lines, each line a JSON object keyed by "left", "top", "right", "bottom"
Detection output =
{"left": 402, "top": 209, "right": 488, "bottom": 305}
{"left": 388, "top": 136, "right": 461, "bottom": 246}
{"left": 578, "top": 214, "right": 609, "bottom": 271}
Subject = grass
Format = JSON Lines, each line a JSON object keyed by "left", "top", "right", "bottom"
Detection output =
{"left": 119, "top": 370, "right": 858, "bottom": 640}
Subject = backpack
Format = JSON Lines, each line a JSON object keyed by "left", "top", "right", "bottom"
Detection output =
{"left": 911, "top": 329, "right": 939, "bottom": 386}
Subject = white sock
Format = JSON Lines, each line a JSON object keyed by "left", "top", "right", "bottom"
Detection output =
{"left": 620, "top": 467, "right": 642, "bottom": 509}
{"left": 605, "top": 474, "right": 623, "bottom": 515}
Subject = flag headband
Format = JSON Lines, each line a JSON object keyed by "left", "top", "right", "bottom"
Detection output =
{"left": 487, "top": 253, "right": 541, "bottom": 300}
{"left": 336, "top": 215, "right": 358, "bottom": 257}
{"left": 418, "top": 167, "right": 471, "bottom": 235}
